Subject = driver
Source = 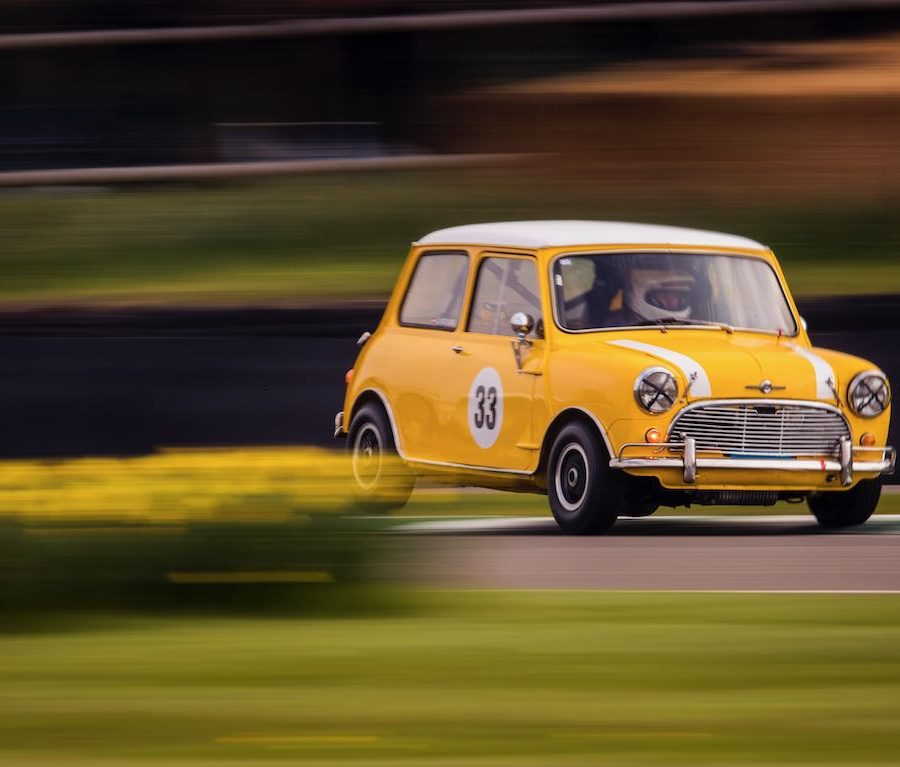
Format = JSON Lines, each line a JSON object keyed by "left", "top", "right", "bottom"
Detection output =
{"left": 622, "top": 265, "right": 697, "bottom": 323}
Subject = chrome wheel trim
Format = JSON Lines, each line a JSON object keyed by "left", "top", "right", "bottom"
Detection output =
{"left": 555, "top": 442, "right": 589, "bottom": 513}
{"left": 352, "top": 422, "right": 383, "bottom": 491}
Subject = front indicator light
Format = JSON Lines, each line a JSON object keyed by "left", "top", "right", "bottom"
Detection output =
{"left": 634, "top": 367, "right": 678, "bottom": 414}
{"left": 860, "top": 432, "right": 876, "bottom": 447}
{"left": 645, "top": 428, "right": 662, "bottom": 444}
{"left": 848, "top": 371, "right": 890, "bottom": 418}
{"left": 345, "top": 368, "right": 354, "bottom": 385}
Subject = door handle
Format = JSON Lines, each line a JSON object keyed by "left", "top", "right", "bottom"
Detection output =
{"left": 451, "top": 345, "right": 465, "bottom": 354}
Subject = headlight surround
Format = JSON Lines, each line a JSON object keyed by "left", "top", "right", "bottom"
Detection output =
{"left": 848, "top": 370, "right": 891, "bottom": 418}
{"left": 634, "top": 367, "right": 678, "bottom": 414}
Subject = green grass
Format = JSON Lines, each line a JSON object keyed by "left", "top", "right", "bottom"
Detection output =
{"left": 1, "top": 173, "right": 898, "bottom": 305}
{"left": 1, "top": 591, "right": 899, "bottom": 765}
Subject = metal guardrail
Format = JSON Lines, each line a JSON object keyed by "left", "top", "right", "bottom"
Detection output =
{"left": 1, "top": 0, "right": 899, "bottom": 50}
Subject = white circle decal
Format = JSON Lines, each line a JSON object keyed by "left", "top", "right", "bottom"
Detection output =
{"left": 468, "top": 367, "right": 504, "bottom": 449}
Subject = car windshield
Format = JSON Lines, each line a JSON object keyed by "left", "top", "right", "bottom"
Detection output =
{"left": 552, "top": 253, "right": 798, "bottom": 335}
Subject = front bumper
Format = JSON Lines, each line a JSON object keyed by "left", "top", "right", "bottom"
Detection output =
{"left": 609, "top": 435, "right": 896, "bottom": 487}
{"left": 334, "top": 410, "right": 344, "bottom": 438}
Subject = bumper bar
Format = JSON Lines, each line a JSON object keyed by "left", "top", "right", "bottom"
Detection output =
{"left": 609, "top": 435, "right": 896, "bottom": 487}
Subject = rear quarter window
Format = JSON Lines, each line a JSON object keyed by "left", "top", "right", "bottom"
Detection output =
{"left": 399, "top": 252, "right": 469, "bottom": 330}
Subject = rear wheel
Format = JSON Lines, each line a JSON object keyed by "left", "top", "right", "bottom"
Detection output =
{"left": 348, "top": 402, "right": 414, "bottom": 513}
{"left": 808, "top": 478, "right": 881, "bottom": 529}
{"left": 547, "top": 422, "right": 628, "bottom": 534}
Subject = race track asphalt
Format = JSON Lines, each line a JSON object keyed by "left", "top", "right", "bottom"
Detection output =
{"left": 388, "top": 514, "right": 900, "bottom": 591}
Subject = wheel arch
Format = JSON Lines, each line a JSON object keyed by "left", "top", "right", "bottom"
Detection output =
{"left": 537, "top": 407, "right": 614, "bottom": 478}
{"left": 349, "top": 387, "right": 406, "bottom": 458}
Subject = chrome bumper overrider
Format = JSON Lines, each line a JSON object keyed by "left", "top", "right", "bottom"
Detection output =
{"left": 334, "top": 410, "right": 344, "bottom": 438}
{"left": 609, "top": 435, "right": 896, "bottom": 487}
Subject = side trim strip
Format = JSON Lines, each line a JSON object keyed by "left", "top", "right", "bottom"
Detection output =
{"left": 608, "top": 339, "right": 712, "bottom": 397}
{"left": 406, "top": 457, "right": 533, "bottom": 476}
{"left": 785, "top": 342, "right": 837, "bottom": 401}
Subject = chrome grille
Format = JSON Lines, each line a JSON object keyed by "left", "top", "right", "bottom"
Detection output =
{"left": 669, "top": 402, "right": 850, "bottom": 457}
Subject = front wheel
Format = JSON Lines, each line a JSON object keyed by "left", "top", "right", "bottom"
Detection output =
{"left": 348, "top": 403, "right": 414, "bottom": 513}
{"left": 808, "top": 478, "right": 881, "bottom": 529}
{"left": 547, "top": 422, "right": 628, "bottom": 535}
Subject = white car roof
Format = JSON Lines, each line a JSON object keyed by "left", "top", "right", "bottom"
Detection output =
{"left": 416, "top": 220, "right": 766, "bottom": 251}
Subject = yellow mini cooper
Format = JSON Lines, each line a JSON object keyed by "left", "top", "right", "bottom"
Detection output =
{"left": 335, "top": 221, "right": 894, "bottom": 534}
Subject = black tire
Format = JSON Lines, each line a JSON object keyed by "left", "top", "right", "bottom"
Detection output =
{"left": 348, "top": 402, "right": 414, "bottom": 513}
{"left": 547, "top": 421, "right": 628, "bottom": 534}
{"left": 808, "top": 477, "right": 881, "bottom": 529}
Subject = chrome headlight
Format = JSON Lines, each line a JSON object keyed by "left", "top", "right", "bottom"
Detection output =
{"left": 634, "top": 367, "right": 678, "bottom": 414}
{"left": 848, "top": 371, "right": 891, "bottom": 418}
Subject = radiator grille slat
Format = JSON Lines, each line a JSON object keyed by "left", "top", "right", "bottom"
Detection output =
{"left": 669, "top": 403, "right": 849, "bottom": 457}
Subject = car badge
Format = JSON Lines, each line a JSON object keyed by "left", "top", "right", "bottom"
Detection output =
{"left": 746, "top": 379, "right": 786, "bottom": 395}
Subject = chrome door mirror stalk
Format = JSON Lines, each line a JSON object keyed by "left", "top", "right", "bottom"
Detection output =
{"left": 509, "top": 312, "right": 535, "bottom": 371}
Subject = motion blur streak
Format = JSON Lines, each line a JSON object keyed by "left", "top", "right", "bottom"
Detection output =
{"left": 0, "top": 447, "right": 355, "bottom": 521}
{"left": 0, "top": 448, "right": 406, "bottom": 619}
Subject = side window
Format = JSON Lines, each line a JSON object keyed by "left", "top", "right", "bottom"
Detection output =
{"left": 553, "top": 255, "right": 620, "bottom": 330}
{"left": 399, "top": 252, "right": 469, "bottom": 330}
{"left": 467, "top": 257, "right": 541, "bottom": 336}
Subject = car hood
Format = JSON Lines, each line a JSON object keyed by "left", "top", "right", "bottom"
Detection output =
{"left": 601, "top": 332, "right": 842, "bottom": 402}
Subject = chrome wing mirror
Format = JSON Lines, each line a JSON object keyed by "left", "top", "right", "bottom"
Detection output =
{"left": 510, "top": 312, "right": 534, "bottom": 371}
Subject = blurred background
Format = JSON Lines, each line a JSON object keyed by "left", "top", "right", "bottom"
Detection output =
{"left": 2, "top": 4, "right": 900, "bottom": 765}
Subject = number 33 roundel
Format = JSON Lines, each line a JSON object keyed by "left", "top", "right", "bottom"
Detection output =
{"left": 468, "top": 367, "right": 504, "bottom": 448}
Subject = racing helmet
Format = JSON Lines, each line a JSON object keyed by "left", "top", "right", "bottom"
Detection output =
{"left": 624, "top": 263, "right": 696, "bottom": 321}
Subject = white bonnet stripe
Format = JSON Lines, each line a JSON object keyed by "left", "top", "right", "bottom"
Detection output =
{"left": 608, "top": 340, "right": 712, "bottom": 397}
{"left": 786, "top": 343, "right": 836, "bottom": 400}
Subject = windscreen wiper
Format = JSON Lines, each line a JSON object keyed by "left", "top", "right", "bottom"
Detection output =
{"left": 680, "top": 319, "right": 735, "bottom": 334}
{"left": 633, "top": 318, "right": 670, "bottom": 333}
{"left": 633, "top": 317, "right": 735, "bottom": 334}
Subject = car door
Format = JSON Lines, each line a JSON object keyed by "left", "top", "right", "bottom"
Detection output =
{"left": 439, "top": 254, "right": 544, "bottom": 472}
